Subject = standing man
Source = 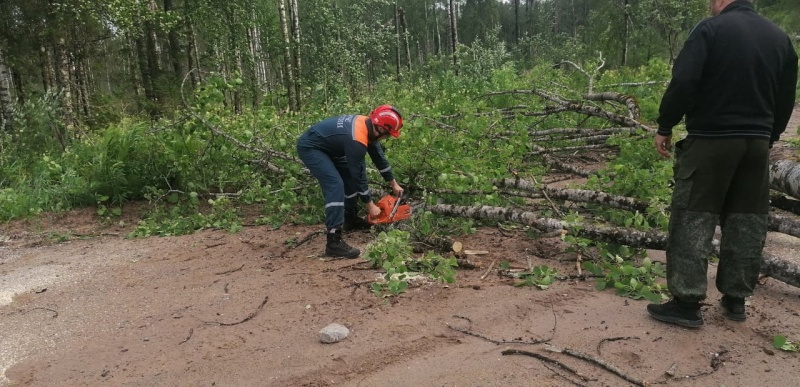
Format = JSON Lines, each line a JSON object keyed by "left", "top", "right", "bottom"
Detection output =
{"left": 648, "top": 0, "right": 797, "bottom": 327}
{"left": 297, "top": 105, "right": 405, "bottom": 259}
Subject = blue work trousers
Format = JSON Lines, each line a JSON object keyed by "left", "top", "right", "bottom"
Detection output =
{"left": 297, "top": 132, "right": 359, "bottom": 230}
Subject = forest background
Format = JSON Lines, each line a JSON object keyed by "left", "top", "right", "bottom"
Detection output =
{"left": 0, "top": 0, "right": 798, "bottom": 254}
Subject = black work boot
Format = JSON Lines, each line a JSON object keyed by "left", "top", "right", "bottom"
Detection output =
{"left": 342, "top": 212, "right": 372, "bottom": 232}
{"left": 647, "top": 298, "right": 703, "bottom": 328}
{"left": 720, "top": 295, "right": 746, "bottom": 321}
{"left": 325, "top": 229, "right": 360, "bottom": 259}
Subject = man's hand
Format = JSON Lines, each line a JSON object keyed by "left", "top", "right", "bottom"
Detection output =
{"left": 389, "top": 180, "right": 404, "bottom": 198}
{"left": 367, "top": 201, "right": 382, "bottom": 217}
{"left": 654, "top": 134, "right": 672, "bottom": 159}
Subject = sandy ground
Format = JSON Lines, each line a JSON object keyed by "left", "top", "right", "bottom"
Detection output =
{"left": 0, "top": 107, "right": 799, "bottom": 387}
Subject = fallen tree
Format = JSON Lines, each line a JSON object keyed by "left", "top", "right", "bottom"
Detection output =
{"left": 494, "top": 177, "right": 800, "bottom": 239}
{"left": 770, "top": 159, "right": 800, "bottom": 200}
{"left": 427, "top": 204, "right": 800, "bottom": 288}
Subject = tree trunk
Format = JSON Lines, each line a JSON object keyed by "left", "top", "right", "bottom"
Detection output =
{"left": 771, "top": 194, "right": 800, "bottom": 215}
{"left": 770, "top": 160, "right": 800, "bottom": 200}
{"left": 399, "top": 7, "right": 411, "bottom": 71}
{"left": 395, "top": 2, "right": 401, "bottom": 81}
{"left": 514, "top": 0, "right": 520, "bottom": 45}
{"left": 184, "top": 1, "right": 200, "bottom": 87}
{"left": 769, "top": 209, "right": 800, "bottom": 239}
{"left": 430, "top": 203, "right": 667, "bottom": 247}
{"left": 553, "top": 0, "right": 561, "bottom": 34}
{"left": 0, "top": 44, "right": 14, "bottom": 133}
{"left": 533, "top": 89, "right": 652, "bottom": 131}
{"left": 135, "top": 35, "right": 157, "bottom": 116}
{"left": 423, "top": 0, "right": 431, "bottom": 60}
{"left": 289, "top": 0, "right": 301, "bottom": 109}
{"left": 448, "top": 0, "right": 458, "bottom": 71}
{"left": 40, "top": 45, "right": 56, "bottom": 92}
{"left": 248, "top": 25, "right": 266, "bottom": 108}
{"left": 427, "top": 204, "right": 800, "bottom": 288}
{"left": 164, "top": 0, "right": 184, "bottom": 79}
{"left": 234, "top": 46, "right": 243, "bottom": 114}
{"left": 496, "top": 177, "right": 800, "bottom": 239}
{"left": 278, "top": 0, "right": 297, "bottom": 111}
{"left": 495, "top": 178, "right": 650, "bottom": 213}
{"left": 75, "top": 56, "right": 90, "bottom": 120}
{"left": 56, "top": 37, "right": 74, "bottom": 141}
{"left": 621, "top": 0, "right": 630, "bottom": 66}
{"left": 433, "top": 1, "right": 441, "bottom": 56}
{"left": 227, "top": 6, "right": 243, "bottom": 114}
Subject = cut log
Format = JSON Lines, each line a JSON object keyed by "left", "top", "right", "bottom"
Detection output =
{"left": 770, "top": 159, "right": 800, "bottom": 200}
{"left": 427, "top": 204, "right": 800, "bottom": 288}
{"left": 452, "top": 241, "right": 463, "bottom": 253}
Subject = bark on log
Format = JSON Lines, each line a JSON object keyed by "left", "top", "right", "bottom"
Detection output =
{"left": 495, "top": 178, "right": 651, "bottom": 213}
{"left": 427, "top": 204, "right": 800, "bottom": 288}
{"left": 583, "top": 92, "right": 641, "bottom": 120}
{"left": 428, "top": 204, "right": 667, "bottom": 249}
{"left": 762, "top": 252, "right": 800, "bottom": 288}
{"left": 770, "top": 159, "right": 800, "bottom": 200}
{"left": 528, "top": 144, "right": 610, "bottom": 156}
{"left": 768, "top": 209, "right": 800, "bottom": 238}
{"left": 495, "top": 177, "right": 800, "bottom": 239}
{"left": 771, "top": 194, "right": 800, "bottom": 215}
{"left": 529, "top": 127, "right": 632, "bottom": 137}
{"left": 532, "top": 89, "right": 653, "bottom": 132}
{"left": 530, "top": 144, "right": 592, "bottom": 177}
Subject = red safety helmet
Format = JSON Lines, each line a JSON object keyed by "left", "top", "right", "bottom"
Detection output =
{"left": 369, "top": 105, "right": 403, "bottom": 138}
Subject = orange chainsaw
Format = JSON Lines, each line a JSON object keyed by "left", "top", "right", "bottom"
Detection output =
{"left": 366, "top": 194, "right": 412, "bottom": 225}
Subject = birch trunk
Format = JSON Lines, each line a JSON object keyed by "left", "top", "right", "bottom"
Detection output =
{"left": 495, "top": 178, "right": 650, "bottom": 213}
{"left": 428, "top": 204, "right": 800, "bottom": 287}
{"left": 429, "top": 204, "right": 667, "bottom": 248}
{"left": 395, "top": 2, "right": 401, "bottom": 81}
{"left": 448, "top": 0, "right": 458, "bottom": 70}
{"left": 135, "top": 35, "right": 156, "bottom": 112}
{"left": 770, "top": 159, "right": 800, "bottom": 200}
{"left": 184, "top": 1, "right": 200, "bottom": 87}
{"left": 399, "top": 7, "right": 411, "bottom": 71}
{"left": 40, "top": 45, "right": 56, "bottom": 91}
{"left": 433, "top": 1, "right": 441, "bottom": 56}
{"left": 289, "top": 0, "right": 301, "bottom": 109}
{"left": 247, "top": 25, "right": 266, "bottom": 107}
{"left": 56, "top": 38, "right": 74, "bottom": 139}
{"left": 278, "top": 0, "right": 297, "bottom": 111}
{"left": 770, "top": 194, "right": 800, "bottom": 215}
{"left": 621, "top": 0, "right": 629, "bottom": 66}
{"left": 0, "top": 44, "right": 13, "bottom": 133}
{"left": 495, "top": 177, "right": 800, "bottom": 239}
{"left": 164, "top": 0, "right": 184, "bottom": 79}
{"left": 583, "top": 91, "right": 640, "bottom": 120}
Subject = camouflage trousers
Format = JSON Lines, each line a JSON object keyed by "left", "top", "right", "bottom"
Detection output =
{"left": 666, "top": 137, "right": 770, "bottom": 303}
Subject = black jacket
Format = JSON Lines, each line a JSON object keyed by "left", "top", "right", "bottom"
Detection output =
{"left": 657, "top": 1, "right": 798, "bottom": 143}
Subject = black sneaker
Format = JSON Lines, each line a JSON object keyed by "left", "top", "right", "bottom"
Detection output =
{"left": 721, "top": 296, "right": 746, "bottom": 321}
{"left": 647, "top": 299, "right": 703, "bottom": 328}
{"left": 325, "top": 230, "right": 360, "bottom": 259}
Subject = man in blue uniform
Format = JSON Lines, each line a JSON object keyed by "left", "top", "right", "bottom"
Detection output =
{"left": 649, "top": 0, "right": 797, "bottom": 327}
{"left": 297, "top": 105, "right": 405, "bottom": 258}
